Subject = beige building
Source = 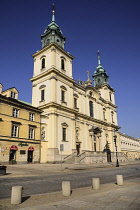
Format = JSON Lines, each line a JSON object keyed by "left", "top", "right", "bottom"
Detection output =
{"left": 0, "top": 85, "right": 42, "bottom": 164}
{"left": 120, "top": 133, "right": 140, "bottom": 160}
{"left": 30, "top": 9, "right": 123, "bottom": 164}
{"left": 1, "top": 8, "right": 140, "bottom": 165}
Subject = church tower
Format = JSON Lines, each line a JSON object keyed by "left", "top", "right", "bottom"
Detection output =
{"left": 30, "top": 5, "right": 75, "bottom": 163}
{"left": 93, "top": 51, "right": 109, "bottom": 87}
{"left": 31, "top": 5, "right": 74, "bottom": 107}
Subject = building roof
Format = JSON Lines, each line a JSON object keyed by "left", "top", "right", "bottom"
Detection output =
{"left": 0, "top": 94, "right": 42, "bottom": 113}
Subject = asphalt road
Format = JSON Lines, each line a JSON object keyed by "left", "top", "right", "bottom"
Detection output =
{"left": 0, "top": 164, "right": 140, "bottom": 199}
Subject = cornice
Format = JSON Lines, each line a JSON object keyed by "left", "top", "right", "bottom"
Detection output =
{"left": 0, "top": 137, "right": 40, "bottom": 144}
{"left": 32, "top": 43, "right": 74, "bottom": 60}
{"left": 99, "top": 97, "right": 117, "bottom": 108}
{"left": 30, "top": 67, "right": 75, "bottom": 84}
{"left": 119, "top": 132, "right": 139, "bottom": 141}
{"left": 39, "top": 102, "right": 120, "bottom": 128}
{"left": 95, "top": 84, "right": 115, "bottom": 92}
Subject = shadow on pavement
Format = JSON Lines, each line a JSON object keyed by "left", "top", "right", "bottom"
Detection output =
{"left": 22, "top": 196, "right": 30, "bottom": 203}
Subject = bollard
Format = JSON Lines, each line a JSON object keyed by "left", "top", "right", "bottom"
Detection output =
{"left": 92, "top": 178, "right": 100, "bottom": 190}
{"left": 62, "top": 181, "right": 71, "bottom": 196}
{"left": 11, "top": 186, "right": 23, "bottom": 204}
{"left": 116, "top": 175, "right": 123, "bottom": 186}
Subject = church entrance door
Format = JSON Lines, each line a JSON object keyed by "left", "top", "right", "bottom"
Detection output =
{"left": 76, "top": 143, "right": 80, "bottom": 155}
{"left": 107, "top": 149, "right": 112, "bottom": 162}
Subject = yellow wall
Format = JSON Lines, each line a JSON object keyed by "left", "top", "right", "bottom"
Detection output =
{"left": 0, "top": 99, "right": 41, "bottom": 164}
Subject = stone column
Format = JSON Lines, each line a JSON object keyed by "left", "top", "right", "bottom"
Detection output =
{"left": 50, "top": 76, "right": 57, "bottom": 102}
{"left": 71, "top": 118, "right": 76, "bottom": 150}
{"left": 51, "top": 46, "right": 56, "bottom": 67}
{"left": 96, "top": 136, "right": 100, "bottom": 151}
{"left": 69, "top": 87, "right": 73, "bottom": 109}
{"left": 49, "top": 112, "right": 58, "bottom": 148}
{"left": 47, "top": 111, "right": 59, "bottom": 161}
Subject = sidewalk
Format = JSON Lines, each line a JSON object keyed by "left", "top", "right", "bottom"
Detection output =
{"left": 0, "top": 161, "right": 140, "bottom": 209}
{"left": 0, "top": 178, "right": 140, "bottom": 209}
{"left": 2, "top": 160, "right": 140, "bottom": 178}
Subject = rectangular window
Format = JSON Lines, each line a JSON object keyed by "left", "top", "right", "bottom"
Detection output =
{"left": 11, "top": 92, "right": 16, "bottom": 99}
{"left": 20, "top": 150, "right": 26, "bottom": 155}
{"left": 29, "top": 113, "right": 34, "bottom": 121}
{"left": 62, "top": 127, "right": 66, "bottom": 141}
{"left": 111, "top": 112, "right": 114, "bottom": 123}
{"left": 29, "top": 127, "right": 35, "bottom": 139}
{"left": 89, "top": 101, "right": 94, "bottom": 117}
{"left": 61, "top": 90, "right": 65, "bottom": 102}
{"left": 13, "top": 108, "right": 19, "bottom": 118}
{"left": 41, "top": 89, "right": 45, "bottom": 101}
{"left": 11, "top": 124, "right": 19, "bottom": 137}
{"left": 74, "top": 98, "right": 77, "bottom": 109}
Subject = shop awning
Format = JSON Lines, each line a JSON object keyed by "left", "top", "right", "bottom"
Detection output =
{"left": 10, "top": 145, "right": 18, "bottom": 150}
{"left": 28, "top": 146, "right": 34, "bottom": 151}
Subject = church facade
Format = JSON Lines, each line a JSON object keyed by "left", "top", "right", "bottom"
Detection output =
{"left": 0, "top": 7, "right": 140, "bottom": 164}
{"left": 30, "top": 8, "right": 122, "bottom": 163}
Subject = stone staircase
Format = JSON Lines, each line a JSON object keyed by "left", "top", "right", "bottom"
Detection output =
{"left": 63, "top": 152, "right": 77, "bottom": 164}
{"left": 63, "top": 151, "right": 131, "bottom": 164}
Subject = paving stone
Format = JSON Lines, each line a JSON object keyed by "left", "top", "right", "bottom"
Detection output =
{"left": 106, "top": 200, "right": 132, "bottom": 209}
{"left": 127, "top": 203, "right": 140, "bottom": 210}
{"left": 80, "top": 203, "right": 105, "bottom": 210}
{"left": 65, "top": 200, "right": 89, "bottom": 208}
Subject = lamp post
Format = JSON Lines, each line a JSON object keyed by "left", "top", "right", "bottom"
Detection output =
{"left": 114, "top": 133, "right": 119, "bottom": 167}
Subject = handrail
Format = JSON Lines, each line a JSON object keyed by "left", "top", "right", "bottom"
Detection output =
{"left": 63, "top": 151, "right": 77, "bottom": 160}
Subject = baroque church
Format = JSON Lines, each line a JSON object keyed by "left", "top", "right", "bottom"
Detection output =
{"left": 31, "top": 7, "right": 121, "bottom": 163}
{"left": 0, "top": 6, "right": 140, "bottom": 164}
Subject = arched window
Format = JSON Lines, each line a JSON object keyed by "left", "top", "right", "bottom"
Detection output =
{"left": 73, "top": 94, "right": 79, "bottom": 109}
{"left": 39, "top": 85, "right": 46, "bottom": 101}
{"left": 109, "top": 92, "right": 112, "bottom": 101}
{"left": 111, "top": 111, "right": 114, "bottom": 123}
{"left": 61, "top": 123, "right": 68, "bottom": 141}
{"left": 61, "top": 59, "right": 65, "bottom": 70}
{"left": 60, "top": 86, "right": 67, "bottom": 103}
{"left": 42, "top": 58, "right": 45, "bottom": 69}
{"left": 103, "top": 108, "right": 106, "bottom": 121}
{"left": 89, "top": 101, "right": 94, "bottom": 117}
{"left": 41, "top": 89, "right": 45, "bottom": 101}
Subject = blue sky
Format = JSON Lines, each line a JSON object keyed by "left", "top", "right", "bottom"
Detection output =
{"left": 0, "top": 0, "right": 140, "bottom": 138}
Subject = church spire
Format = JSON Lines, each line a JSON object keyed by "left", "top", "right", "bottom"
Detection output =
{"left": 41, "top": 4, "right": 66, "bottom": 49}
{"left": 52, "top": 3, "right": 55, "bottom": 22}
{"left": 97, "top": 50, "right": 101, "bottom": 65}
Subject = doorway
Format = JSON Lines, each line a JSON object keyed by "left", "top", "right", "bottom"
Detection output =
{"left": 9, "top": 150, "right": 16, "bottom": 161}
{"left": 107, "top": 149, "right": 112, "bottom": 162}
{"left": 27, "top": 151, "right": 33, "bottom": 163}
{"left": 76, "top": 143, "right": 80, "bottom": 155}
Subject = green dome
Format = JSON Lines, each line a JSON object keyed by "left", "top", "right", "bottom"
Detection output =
{"left": 41, "top": 8, "right": 66, "bottom": 49}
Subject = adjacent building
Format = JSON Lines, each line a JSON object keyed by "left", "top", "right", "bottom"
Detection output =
{"left": 120, "top": 133, "right": 140, "bottom": 160}
{"left": 0, "top": 85, "right": 42, "bottom": 164}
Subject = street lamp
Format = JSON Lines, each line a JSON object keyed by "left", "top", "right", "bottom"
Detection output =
{"left": 114, "top": 132, "right": 119, "bottom": 167}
